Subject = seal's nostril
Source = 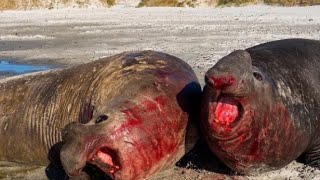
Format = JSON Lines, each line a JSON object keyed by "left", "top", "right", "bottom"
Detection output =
{"left": 206, "top": 76, "right": 235, "bottom": 90}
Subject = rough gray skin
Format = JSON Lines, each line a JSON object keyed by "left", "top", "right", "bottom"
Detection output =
{"left": 201, "top": 39, "right": 320, "bottom": 174}
{"left": 0, "top": 51, "right": 201, "bottom": 179}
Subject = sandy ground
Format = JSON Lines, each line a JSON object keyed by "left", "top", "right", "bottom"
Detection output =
{"left": 0, "top": 5, "right": 320, "bottom": 180}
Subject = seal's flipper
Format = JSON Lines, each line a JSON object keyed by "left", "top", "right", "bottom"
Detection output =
{"left": 300, "top": 142, "right": 320, "bottom": 168}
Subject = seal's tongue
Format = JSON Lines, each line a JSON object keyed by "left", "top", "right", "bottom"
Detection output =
{"left": 91, "top": 147, "right": 120, "bottom": 174}
{"left": 215, "top": 96, "right": 239, "bottom": 125}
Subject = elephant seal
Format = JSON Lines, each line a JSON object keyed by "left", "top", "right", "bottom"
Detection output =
{"left": 201, "top": 39, "right": 320, "bottom": 174}
{"left": 0, "top": 51, "right": 201, "bottom": 180}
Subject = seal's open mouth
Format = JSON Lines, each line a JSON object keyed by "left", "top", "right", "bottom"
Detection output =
{"left": 89, "top": 146, "right": 120, "bottom": 175}
{"left": 214, "top": 95, "right": 242, "bottom": 126}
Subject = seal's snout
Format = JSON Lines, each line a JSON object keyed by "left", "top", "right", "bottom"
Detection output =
{"left": 205, "top": 74, "right": 236, "bottom": 90}
{"left": 60, "top": 122, "right": 92, "bottom": 177}
{"left": 62, "top": 122, "right": 85, "bottom": 141}
{"left": 61, "top": 121, "right": 121, "bottom": 178}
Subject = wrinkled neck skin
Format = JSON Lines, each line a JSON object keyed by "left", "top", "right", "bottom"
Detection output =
{"left": 0, "top": 67, "right": 99, "bottom": 164}
{"left": 201, "top": 50, "right": 310, "bottom": 174}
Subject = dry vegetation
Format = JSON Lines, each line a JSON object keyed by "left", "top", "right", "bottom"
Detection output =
{"left": 137, "top": 0, "right": 197, "bottom": 7}
{"left": 0, "top": 0, "right": 319, "bottom": 13}
{"left": 264, "top": 0, "right": 320, "bottom": 5}
{"left": 0, "top": 0, "right": 42, "bottom": 10}
{"left": 0, "top": 0, "right": 115, "bottom": 10}
{"left": 137, "top": 0, "right": 181, "bottom": 7}
{"left": 136, "top": 0, "right": 319, "bottom": 6}
{"left": 217, "top": 0, "right": 257, "bottom": 6}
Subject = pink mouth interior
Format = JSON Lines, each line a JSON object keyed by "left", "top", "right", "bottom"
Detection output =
{"left": 91, "top": 147, "right": 120, "bottom": 174}
{"left": 215, "top": 96, "right": 239, "bottom": 125}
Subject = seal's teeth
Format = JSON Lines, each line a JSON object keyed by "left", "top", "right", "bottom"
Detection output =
{"left": 109, "top": 166, "right": 120, "bottom": 173}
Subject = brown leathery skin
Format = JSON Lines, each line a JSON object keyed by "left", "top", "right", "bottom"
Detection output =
{"left": 0, "top": 50, "right": 201, "bottom": 180}
{"left": 201, "top": 39, "right": 320, "bottom": 174}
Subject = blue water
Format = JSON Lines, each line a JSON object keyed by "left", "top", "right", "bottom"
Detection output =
{"left": 0, "top": 60, "right": 49, "bottom": 75}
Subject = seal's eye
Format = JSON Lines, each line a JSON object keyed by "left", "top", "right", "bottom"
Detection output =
{"left": 253, "top": 72, "right": 263, "bottom": 81}
{"left": 95, "top": 115, "right": 109, "bottom": 124}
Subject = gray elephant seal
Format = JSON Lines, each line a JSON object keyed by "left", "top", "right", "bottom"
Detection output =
{"left": 0, "top": 51, "right": 201, "bottom": 180}
{"left": 201, "top": 39, "right": 320, "bottom": 174}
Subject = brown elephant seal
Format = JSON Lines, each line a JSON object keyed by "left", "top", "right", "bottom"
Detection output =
{"left": 0, "top": 51, "right": 201, "bottom": 180}
{"left": 201, "top": 39, "right": 320, "bottom": 174}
